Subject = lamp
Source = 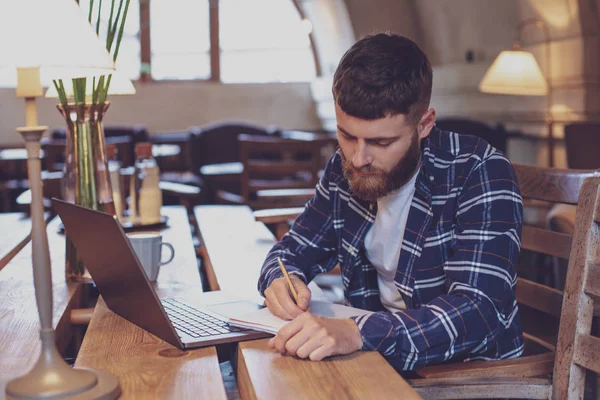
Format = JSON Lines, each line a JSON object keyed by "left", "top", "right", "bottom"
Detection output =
{"left": 0, "top": 0, "right": 121, "bottom": 398}
{"left": 479, "top": 18, "right": 554, "bottom": 166}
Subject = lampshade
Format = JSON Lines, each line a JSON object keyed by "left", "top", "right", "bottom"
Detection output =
{"left": 479, "top": 50, "right": 548, "bottom": 96}
{"left": 45, "top": 71, "right": 137, "bottom": 100}
{"left": 0, "top": 0, "right": 115, "bottom": 80}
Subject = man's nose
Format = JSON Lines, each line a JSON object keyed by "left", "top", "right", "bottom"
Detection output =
{"left": 352, "top": 141, "right": 372, "bottom": 168}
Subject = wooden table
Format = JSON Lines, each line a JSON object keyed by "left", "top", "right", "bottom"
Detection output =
{"left": 0, "top": 214, "right": 84, "bottom": 391}
{"left": 0, "top": 212, "right": 48, "bottom": 270}
{"left": 74, "top": 206, "right": 227, "bottom": 399}
{"left": 0, "top": 206, "right": 226, "bottom": 399}
{"left": 194, "top": 204, "right": 421, "bottom": 400}
{"left": 194, "top": 205, "right": 275, "bottom": 304}
{"left": 1, "top": 204, "right": 420, "bottom": 399}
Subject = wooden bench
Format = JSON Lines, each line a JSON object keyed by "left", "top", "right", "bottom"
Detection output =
{"left": 194, "top": 204, "right": 421, "bottom": 400}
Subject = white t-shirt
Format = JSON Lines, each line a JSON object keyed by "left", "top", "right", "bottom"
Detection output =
{"left": 364, "top": 171, "right": 419, "bottom": 312}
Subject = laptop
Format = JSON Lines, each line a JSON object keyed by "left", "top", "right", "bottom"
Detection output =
{"left": 52, "top": 198, "right": 271, "bottom": 349}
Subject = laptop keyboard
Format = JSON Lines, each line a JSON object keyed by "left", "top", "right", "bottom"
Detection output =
{"left": 161, "top": 298, "right": 248, "bottom": 339}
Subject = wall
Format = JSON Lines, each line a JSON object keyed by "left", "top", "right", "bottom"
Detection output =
{"left": 0, "top": 81, "right": 321, "bottom": 147}
{"left": 342, "top": 0, "right": 600, "bottom": 167}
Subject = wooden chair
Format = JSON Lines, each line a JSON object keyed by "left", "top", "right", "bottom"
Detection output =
{"left": 194, "top": 121, "right": 279, "bottom": 202}
{"left": 215, "top": 134, "right": 321, "bottom": 210}
{"left": 409, "top": 164, "right": 600, "bottom": 399}
{"left": 150, "top": 131, "right": 202, "bottom": 183}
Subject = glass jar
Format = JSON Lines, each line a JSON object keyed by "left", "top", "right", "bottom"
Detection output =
{"left": 57, "top": 102, "right": 116, "bottom": 282}
{"left": 129, "top": 142, "right": 162, "bottom": 226}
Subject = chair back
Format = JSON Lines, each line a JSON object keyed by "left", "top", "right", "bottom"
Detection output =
{"left": 564, "top": 122, "right": 600, "bottom": 169}
{"left": 550, "top": 169, "right": 600, "bottom": 398}
{"left": 238, "top": 134, "right": 321, "bottom": 209}
{"left": 436, "top": 118, "right": 508, "bottom": 154}
{"left": 513, "top": 164, "right": 598, "bottom": 357}
{"left": 192, "top": 121, "right": 279, "bottom": 167}
{"left": 150, "top": 131, "right": 196, "bottom": 173}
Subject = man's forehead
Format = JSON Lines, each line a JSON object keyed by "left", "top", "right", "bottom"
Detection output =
{"left": 336, "top": 116, "right": 412, "bottom": 140}
{"left": 334, "top": 104, "right": 413, "bottom": 138}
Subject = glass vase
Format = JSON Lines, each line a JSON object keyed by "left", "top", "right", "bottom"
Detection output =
{"left": 57, "top": 102, "right": 116, "bottom": 282}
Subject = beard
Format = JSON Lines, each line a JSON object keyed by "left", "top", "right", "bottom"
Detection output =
{"left": 341, "top": 132, "right": 421, "bottom": 202}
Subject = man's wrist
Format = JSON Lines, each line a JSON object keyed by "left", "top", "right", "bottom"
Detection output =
{"left": 346, "top": 318, "right": 363, "bottom": 351}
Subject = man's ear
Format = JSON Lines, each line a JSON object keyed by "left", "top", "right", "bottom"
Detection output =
{"left": 417, "top": 108, "right": 436, "bottom": 140}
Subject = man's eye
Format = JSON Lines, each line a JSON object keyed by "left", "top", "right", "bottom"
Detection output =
{"left": 374, "top": 141, "right": 393, "bottom": 147}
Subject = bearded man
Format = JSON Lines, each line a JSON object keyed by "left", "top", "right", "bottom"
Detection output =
{"left": 257, "top": 32, "right": 524, "bottom": 372}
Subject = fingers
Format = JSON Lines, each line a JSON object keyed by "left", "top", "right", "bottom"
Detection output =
{"left": 265, "top": 278, "right": 308, "bottom": 319}
{"left": 264, "top": 292, "right": 295, "bottom": 320}
{"left": 293, "top": 277, "right": 312, "bottom": 311}
{"left": 268, "top": 317, "right": 305, "bottom": 354}
{"left": 306, "top": 343, "right": 334, "bottom": 361}
{"left": 267, "top": 316, "right": 360, "bottom": 362}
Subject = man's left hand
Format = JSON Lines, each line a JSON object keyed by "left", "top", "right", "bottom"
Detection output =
{"left": 268, "top": 313, "right": 363, "bottom": 361}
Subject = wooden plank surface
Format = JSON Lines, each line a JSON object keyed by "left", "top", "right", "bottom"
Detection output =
{"left": 195, "top": 205, "right": 420, "bottom": 400}
{"left": 76, "top": 297, "right": 226, "bottom": 400}
{"left": 0, "top": 212, "right": 49, "bottom": 271}
{"left": 194, "top": 205, "right": 275, "bottom": 304}
{"left": 0, "top": 215, "right": 79, "bottom": 390}
{"left": 237, "top": 339, "right": 422, "bottom": 400}
{"left": 75, "top": 206, "right": 227, "bottom": 400}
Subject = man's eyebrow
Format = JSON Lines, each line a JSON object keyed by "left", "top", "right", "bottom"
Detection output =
{"left": 337, "top": 125, "right": 400, "bottom": 142}
{"left": 337, "top": 125, "right": 355, "bottom": 138}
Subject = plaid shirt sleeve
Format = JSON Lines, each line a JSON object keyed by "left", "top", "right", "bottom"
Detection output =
{"left": 351, "top": 152, "right": 523, "bottom": 370}
{"left": 257, "top": 158, "right": 340, "bottom": 294}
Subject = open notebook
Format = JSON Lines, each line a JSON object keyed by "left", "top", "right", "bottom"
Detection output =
{"left": 227, "top": 301, "right": 373, "bottom": 335}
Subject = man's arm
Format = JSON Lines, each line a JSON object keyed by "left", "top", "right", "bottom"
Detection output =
{"left": 257, "top": 156, "right": 340, "bottom": 299}
{"left": 351, "top": 152, "right": 523, "bottom": 371}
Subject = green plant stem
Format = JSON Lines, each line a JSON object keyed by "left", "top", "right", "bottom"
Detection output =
{"left": 95, "top": 0, "right": 103, "bottom": 35}
{"left": 53, "top": 80, "right": 68, "bottom": 108}
{"left": 111, "top": 0, "right": 130, "bottom": 62}
{"left": 106, "top": 0, "right": 123, "bottom": 53}
{"left": 87, "top": 0, "right": 95, "bottom": 22}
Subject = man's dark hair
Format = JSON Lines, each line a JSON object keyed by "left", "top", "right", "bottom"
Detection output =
{"left": 332, "top": 32, "right": 432, "bottom": 123}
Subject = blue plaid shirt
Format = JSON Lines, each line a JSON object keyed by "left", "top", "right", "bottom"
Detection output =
{"left": 258, "top": 127, "right": 524, "bottom": 371}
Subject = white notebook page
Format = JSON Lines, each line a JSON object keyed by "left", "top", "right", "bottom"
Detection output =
{"left": 228, "top": 300, "right": 372, "bottom": 334}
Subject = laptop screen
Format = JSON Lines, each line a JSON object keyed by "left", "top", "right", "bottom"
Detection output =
{"left": 51, "top": 198, "right": 182, "bottom": 348}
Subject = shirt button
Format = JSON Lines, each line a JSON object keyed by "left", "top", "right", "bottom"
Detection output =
{"left": 348, "top": 246, "right": 354, "bottom": 253}
{"left": 429, "top": 175, "right": 435, "bottom": 182}
{"left": 369, "top": 204, "right": 374, "bottom": 210}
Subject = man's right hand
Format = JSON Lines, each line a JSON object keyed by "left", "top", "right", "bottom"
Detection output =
{"left": 264, "top": 276, "right": 311, "bottom": 320}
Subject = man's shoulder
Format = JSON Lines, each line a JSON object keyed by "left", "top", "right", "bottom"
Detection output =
{"left": 428, "top": 126, "right": 499, "bottom": 157}
{"left": 425, "top": 126, "right": 512, "bottom": 170}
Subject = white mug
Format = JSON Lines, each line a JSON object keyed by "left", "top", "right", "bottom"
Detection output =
{"left": 126, "top": 231, "right": 175, "bottom": 281}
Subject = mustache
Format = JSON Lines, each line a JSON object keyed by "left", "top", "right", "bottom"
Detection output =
{"left": 351, "top": 167, "right": 377, "bottom": 175}
{"left": 343, "top": 160, "right": 382, "bottom": 175}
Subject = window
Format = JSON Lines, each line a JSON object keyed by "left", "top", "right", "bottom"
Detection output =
{"left": 219, "top": 0, "right": 316, "bottom": 83}
{"left": 146, "top": 0, "right": 316, "bottom": 83}
{"left": 78, "top": 0, "right": 141, "bottom": 80}
{"left": 150, "top": 0, "right": 211, "bottom": 80}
